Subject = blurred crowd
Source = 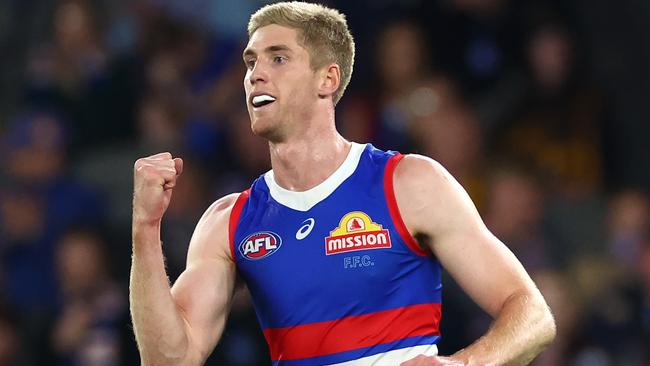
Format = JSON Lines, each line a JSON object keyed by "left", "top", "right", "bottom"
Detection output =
{"left": 0, "top": 0, "right": 649, "bottom": 365}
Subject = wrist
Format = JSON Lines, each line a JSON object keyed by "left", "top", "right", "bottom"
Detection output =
{"left": 132, "top": 207, "right": 163, "bottom": 228}
{"left": 450, "top": 351, "right": 471, "bottom": 366}
{"left": 132, "top": 217, "right": 162, "bottom": 253}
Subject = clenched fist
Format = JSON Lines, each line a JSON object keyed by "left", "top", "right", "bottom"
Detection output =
{"left": 133, "top": 152, "right": 184, "bottom": 225}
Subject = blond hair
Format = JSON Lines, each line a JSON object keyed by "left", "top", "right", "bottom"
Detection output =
{"left": 248, "top": 2, "right": 355, "bottom": 106}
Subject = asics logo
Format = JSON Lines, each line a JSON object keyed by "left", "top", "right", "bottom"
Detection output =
{"left": 296, "top": 218, "right": 315, "bottom": 240}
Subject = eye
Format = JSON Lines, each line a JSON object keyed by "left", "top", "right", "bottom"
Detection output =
{"left": 245, "top": 58, "right": 256, "bottom": 69}
{"left": 273, "top": 55, "right": 287, "bottom": 64}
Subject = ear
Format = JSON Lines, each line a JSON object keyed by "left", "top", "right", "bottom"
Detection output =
{"left": 317, "top": 63, "right": 341, "bottom": 100}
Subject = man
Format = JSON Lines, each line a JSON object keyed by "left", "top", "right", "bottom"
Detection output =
{"left": 130, "top": 2, "right": 556, "bottom": 365}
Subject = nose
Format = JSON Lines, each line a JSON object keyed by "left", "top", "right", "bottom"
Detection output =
{"left": 247, "top": 61, "right": 268, "bottom": 85}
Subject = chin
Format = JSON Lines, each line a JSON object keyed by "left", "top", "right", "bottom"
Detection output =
{"left": 251, "top": 118, "right": 283, "bottom": 141}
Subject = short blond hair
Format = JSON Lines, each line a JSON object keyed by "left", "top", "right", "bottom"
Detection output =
{"left": 248, "top": 2, "right": 355, "bottom": 106}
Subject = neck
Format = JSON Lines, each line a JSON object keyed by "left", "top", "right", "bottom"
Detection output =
{"left": 269, "top": 120, "right": 351, "bottom": 192}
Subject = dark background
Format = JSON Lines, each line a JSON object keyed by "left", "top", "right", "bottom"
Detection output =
{"left": 0, "top": 0, "right": 649, "bottom": 365}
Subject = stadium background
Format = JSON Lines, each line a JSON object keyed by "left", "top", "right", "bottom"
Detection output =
{"left": 1, "top": 0, "right": 649, "bottom": 365}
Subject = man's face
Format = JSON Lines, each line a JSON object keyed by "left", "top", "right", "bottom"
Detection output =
{"left": 243, "top": 24, "right": 320, "bottom": 140}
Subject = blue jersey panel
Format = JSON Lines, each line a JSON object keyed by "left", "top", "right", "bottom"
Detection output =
{"left": 231, "top": 144, "right": 442, "bottom": 363}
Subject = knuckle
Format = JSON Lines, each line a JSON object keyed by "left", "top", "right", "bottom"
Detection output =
{"left": 138, "top": 167, "right": 160, "bottom": 181}
{"left": 144, "top": 167, "right": 161, "bottom": 177}
{"left": 134, "top": 158, "right": 144, "bottom": 169}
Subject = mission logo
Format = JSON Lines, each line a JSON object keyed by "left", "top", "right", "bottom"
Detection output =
{"left": 239, "top": 231, "right": 282, "bottom": 260}
{"left": 325, "top": 211, "right": 391, "bottom": 255}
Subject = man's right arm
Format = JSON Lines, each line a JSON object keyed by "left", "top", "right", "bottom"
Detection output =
{"left": 130, "top": 153, "right": 239, "bottom": 365}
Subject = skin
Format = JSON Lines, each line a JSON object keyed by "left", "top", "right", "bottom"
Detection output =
{"left": 130, "top": 24, "right": 555, "bottom": 366}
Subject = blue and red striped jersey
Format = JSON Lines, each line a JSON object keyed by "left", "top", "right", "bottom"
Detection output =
{"left": 229, "top": 143, "right": 442, "bottom": 365}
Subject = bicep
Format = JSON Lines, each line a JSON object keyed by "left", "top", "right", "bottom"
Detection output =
{"left": 169, "top": 193, "right": 239, "bottom": 360}
{"left": 434, "top": 222, "right": 534, "bottom": 317}
{"left": 171, "top": 257, "right": 236, "bottom": 357}
{"left": 395, "top": 155, "right": 536, "bottom": 317}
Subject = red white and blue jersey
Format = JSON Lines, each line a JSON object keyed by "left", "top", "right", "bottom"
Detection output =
{"left": 229, "top": 143, "right": 442, "bottom": 365}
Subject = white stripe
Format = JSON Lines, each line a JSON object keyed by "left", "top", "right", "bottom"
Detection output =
{"left": 264, "top": 142, "right": 366, "bottom": 212}
{"left": 325, "top": 344, "right": 438, "bottom": 366}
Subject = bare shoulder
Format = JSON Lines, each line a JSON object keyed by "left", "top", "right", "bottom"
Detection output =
{"left": 393, "top": 154, "right": 452, "bottom": 188}
{"left": 392, "top": 153, "right": 462, "bottom": 213}
{"left": 392, "top": 154, "right": 481, "bottom": 238}
{"left": 187, "top": 193, "right": 241, "bottom": 263}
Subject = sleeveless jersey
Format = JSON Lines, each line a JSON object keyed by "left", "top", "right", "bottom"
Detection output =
{"left": 229, "top": 143, "right": 442, "bottom": 365}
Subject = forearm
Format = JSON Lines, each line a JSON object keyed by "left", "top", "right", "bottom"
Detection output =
{"left": 130, "top": 221, "right": 195, "bottom": 365}
{"left": 453, "top": 289, "right": 556, "bottom": 366}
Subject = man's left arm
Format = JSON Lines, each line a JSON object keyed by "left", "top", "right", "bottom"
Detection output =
{"left": 394, "top": 155, "right": 556, "bottom": 366}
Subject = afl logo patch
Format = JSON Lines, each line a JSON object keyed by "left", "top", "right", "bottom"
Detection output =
{"left": 239, "top": 231, "right": 282, "bottom": 260}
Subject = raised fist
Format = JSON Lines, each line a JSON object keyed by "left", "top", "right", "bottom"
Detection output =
{"left": 133, "top": 152, "right": 183, "bottom": 225}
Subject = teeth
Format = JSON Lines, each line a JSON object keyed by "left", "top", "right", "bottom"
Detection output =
{"left": 252, "top": 94, "right": 276, "bottom": 107}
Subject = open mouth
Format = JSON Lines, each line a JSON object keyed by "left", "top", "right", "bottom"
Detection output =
{"left": 251, "top": 94, "right": 276, "bottom": 108}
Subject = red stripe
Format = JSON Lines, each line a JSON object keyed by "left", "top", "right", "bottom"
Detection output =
{"left": 228, "top": 189, "right": 250, "bottom": 261}
{"left": 263, "top": 303, "right": 441, "bottom": 360}
{"left": 384, "top": 154, "right": 428, "bottom": 256}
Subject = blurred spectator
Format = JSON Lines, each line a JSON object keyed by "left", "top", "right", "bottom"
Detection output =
{"left": 74, "top": 92, "right": 186, "bottom": 232}
{"left": 50, "top": 1, "right": 107, "bottom": 94}
{"left": 357, "top": 20, "right": 488, "bottom": 207}
{"left": 568, "top": 255, "right": 647, "bottom": 365}
{"left": 0, "top": 186, "right": 50, "bottom": 309}
{"left": 50, "top": 228, "right": 135, "bottom": 366}
{"left": 136, "top": 5, "right": 241, "bottom": 112}
{"left": 607, "top": 189, "right": 650, "bottom": 270}
{"left": 138, "top": 93, "right": 187, "bottom": 152}
{"left": 484, "top": 165, "right": 553, "bottom": 271}
{"left": 335, "top": 20, "right": 435, "bottom": 151}
{"left": 0, "top": 302, "right": 20, "bottom": 366}
{"left": 495, "top": 23, "right": 604, "bottom": 197}
{"left": 191, "top": 59, "right": 247, "bottom": 161}
{"left": 561, "top": 189, "right": 650, "bottom": 366}
{"left": 422, "top": 0, "right": 528, "bottom": 103}
{"left": 571, "top": 190, "right": 650, "bottom": 365}
{"left": 0, "top": 111, "right": 106, "bottom": 365}
{"left": 371, "top": 21, "right": 436, "bottom": 151}
{"left": 495, "top": 22, "right": 608, "bottom": 264}
{"left": 5, "top": 111, "right": 66, "bottom": 187}
{"left": 410, "top": 78, "right": 487, "bottom": 207}
{"left": 1, "top": 111, "right": 104, "bottom": 311}
{"left": 25, "top": 1, "right": 138, "bottom": 156}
